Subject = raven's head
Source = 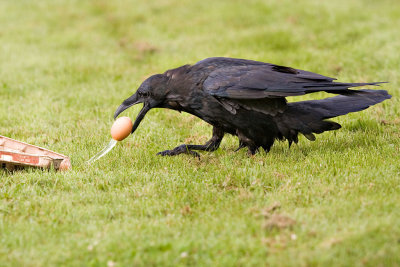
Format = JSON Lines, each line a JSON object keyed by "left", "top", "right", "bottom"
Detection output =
{"left": 114, "top": 74, "right": 169, "bottom": 134}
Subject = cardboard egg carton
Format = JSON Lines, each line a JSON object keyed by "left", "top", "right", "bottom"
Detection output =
{"left": 0, "top": 135, "right": 71, "bottom": 171}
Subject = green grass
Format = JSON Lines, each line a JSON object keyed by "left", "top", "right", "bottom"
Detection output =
{"left": 1, "top": 0, "right": 400, "bottom": 266}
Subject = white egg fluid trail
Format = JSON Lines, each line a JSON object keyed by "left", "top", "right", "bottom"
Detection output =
{"left": 87, "top": 139, "right": 118, "bottom": 164}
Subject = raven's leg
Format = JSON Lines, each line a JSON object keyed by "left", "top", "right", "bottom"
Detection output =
{"left": 236, "top": 130, "right": 259, "bottom": 155}
{"left": 157, "top": 127, "right": 225, "bottom": 157}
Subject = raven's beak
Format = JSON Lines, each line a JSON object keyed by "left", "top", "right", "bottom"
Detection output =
{"left": 114, "top": 93, "right": 140, "bottom": 119}
{"left": 130, "top": 103, "right": 151, "bottom": 133}
{"left": 114, "top": 93, "right": 155, "bottom": 134}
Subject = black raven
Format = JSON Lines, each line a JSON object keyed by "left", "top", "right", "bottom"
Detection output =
{"left": 114, "top": 57, "right": 391, "bottom": 156}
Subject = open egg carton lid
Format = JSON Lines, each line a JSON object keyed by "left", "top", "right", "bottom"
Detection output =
{"left": 0, "top": 135, "right": 71, "bottom": 171}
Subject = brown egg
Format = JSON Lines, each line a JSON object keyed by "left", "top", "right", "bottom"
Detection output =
{"left": 59, "top": 158, "right": 72, "bottom": 171}
{"left": 110, "top": 116, "right": 133, "bottom": 141}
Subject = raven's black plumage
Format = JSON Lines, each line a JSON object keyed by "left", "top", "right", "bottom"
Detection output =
{"left": 114, "top": 57, "right": 391, "bottom": 156}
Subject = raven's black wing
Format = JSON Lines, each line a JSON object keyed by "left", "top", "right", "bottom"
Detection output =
{"left": 202, "top": 59, "right": 381, "bottom": 98}
{"left": 199, "top": 58, "right": 382, "bottom": 115}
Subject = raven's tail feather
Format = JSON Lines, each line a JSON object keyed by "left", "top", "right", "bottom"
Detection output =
{"left": 304, "top": 81, "right": 386, "bottom": 94}
{"left": 276, "top": 89, "right": 391, "bottom": 143}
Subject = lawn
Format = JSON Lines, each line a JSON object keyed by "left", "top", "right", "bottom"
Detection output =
{"left": 1, "top": 0, "right": 400, "bottom": 266}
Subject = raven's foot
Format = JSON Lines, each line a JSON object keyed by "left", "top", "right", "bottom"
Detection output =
{"left": 157, "top": 127, "right": 225, "bottom": 158}
{"left": 157, "top": 145, "right": 200, "bottom": 158}
{"left": 234, "top": 143, "right": 246, "bottom": 152}
{"left": 236, "top": 130, "right": 259, "bottom": 155}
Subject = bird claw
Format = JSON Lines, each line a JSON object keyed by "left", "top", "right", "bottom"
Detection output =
{"left": 234, "top": 144, "right": 246, "bottom": 152}
{"left": 157, "top": 145, "right": 201, "bottom": 159}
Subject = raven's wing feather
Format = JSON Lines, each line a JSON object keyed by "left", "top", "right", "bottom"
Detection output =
{"left": 199, "top": 57, "right": 382, "bottom": 115}
{"left": 203, "top": 63, "right": 380, "bottom": 99}
{"left": 214, "top": 97, "right": 288, "bottom": 116}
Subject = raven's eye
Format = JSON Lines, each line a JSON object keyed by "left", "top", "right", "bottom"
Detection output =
{"left": 138, "top": 92, "right": 150, "bottom": 97}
